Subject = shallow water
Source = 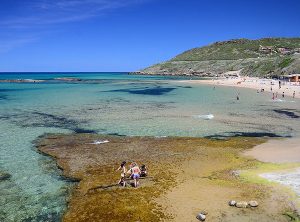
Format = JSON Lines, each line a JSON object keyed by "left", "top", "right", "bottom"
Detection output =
{"left": 260, "top": 168, "right": 300, "bottom": 196}
{"left": 0, "top": 72, "right": 300, "bottom": 221}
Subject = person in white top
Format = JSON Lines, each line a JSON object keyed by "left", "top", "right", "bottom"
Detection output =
{"left": 116, "top": 161, "right": 127, "bottom": 187}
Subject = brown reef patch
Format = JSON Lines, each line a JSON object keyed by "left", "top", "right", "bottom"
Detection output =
{"left": 36, "top": 134, "right": 295, "bottom": 221}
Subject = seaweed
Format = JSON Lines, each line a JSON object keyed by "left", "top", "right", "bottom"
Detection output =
{"left": 103, "top": 86, "right": 176, "bottom": 95}
{"left": 273, "top": 109, "right": 300, "bottom": 119}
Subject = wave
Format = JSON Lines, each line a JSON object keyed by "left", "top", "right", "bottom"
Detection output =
{"left": 88, "top": 140, "right": 109, "bottom": 145}
{"left": 260, "top": 168, "right": 300, "bottom": 196}
{"left": 194, "top": 114, "right": 214, "bottom": 120}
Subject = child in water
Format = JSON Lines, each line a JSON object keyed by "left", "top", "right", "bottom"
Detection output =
{"left": 116, "top": 161, "right": 127, "bottom": 187}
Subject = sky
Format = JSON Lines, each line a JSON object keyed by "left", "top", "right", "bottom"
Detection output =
{"left": 0, "top": 0, "right": 300, "bottom": 72}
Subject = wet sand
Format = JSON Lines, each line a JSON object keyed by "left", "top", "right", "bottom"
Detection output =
{"left": 36, "top": 134, "right": 297, "bottom": 222}
{"left": 244, "top": 138, "right": 300, "bottom": 163}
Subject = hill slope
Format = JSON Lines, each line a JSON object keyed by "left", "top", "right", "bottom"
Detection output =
{"left": 139, "top": 38, "right": 300, "bottom": 77}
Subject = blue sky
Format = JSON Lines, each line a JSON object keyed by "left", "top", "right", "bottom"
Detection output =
{"left": 1, "top": 0, "right": 300, "bottom": 72}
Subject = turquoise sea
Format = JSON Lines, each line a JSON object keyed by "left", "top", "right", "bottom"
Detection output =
{"left": 0, "top": 72, "right": 299, "bottom": 221}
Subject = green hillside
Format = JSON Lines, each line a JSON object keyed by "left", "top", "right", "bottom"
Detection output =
{"left": 139, "top": 38, "right": 300, "bottom": 77}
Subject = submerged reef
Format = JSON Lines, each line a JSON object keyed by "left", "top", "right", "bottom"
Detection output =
{"left": 102, "top": 86, "right": 177, "bottom": 95}
{"left": 0, "top": 171, "right": 11, "bottom": 181}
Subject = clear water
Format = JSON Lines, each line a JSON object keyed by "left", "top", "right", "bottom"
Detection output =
{"left": 260, "top": 168, "right": 300, "bottom": 196}
{"left": 0, "top": 72, "right": 300, "bottom": 221}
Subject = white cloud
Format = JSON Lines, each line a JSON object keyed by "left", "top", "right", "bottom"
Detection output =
{"left": 0, "top": 0, "right": 146, "bottom": 27}
{"left": 0, "top": 0, "right": 150, "bottom": 53}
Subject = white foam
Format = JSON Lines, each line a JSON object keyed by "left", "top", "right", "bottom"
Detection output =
{"left": 273, "top": 99, "right": 285, "bottom": 102}
{"left": 260, "top": 168, "right": 300, "bottom": 196}
{"left": 88, "top": 140, "right": 109, "bottom": 145}
{"left": 194, "top": 114, "right": 214, "bottom": 120}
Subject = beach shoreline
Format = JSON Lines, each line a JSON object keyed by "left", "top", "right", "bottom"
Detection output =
{"left": 244, "top": 138, "right": 300, "bottom": 163}
{"left": 243, "top": 137, "right": 300, "bottom": 214}
{"left": 36, "top": 134, "right": 299, "bottom": 222}
{"left": 177, "top": 77, "right": 300, "bottom": 99}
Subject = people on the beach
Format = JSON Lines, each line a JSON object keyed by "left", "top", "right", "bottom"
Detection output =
{"left": 282, "top": 92, "right": 285, "bottom": 98}
{"left": 127, "top": 162, "right": 141, "bottom": 188}
{"left": 293, "top": 91, "right": 295, "bottom": 98}
{"left": 272, "top": 93, "right": 275, "bottom": 100}
{"left": 140, "top": 164, "right": 147, "bottom": 177}
{"left": 116, "top": 161, "right": 127, "bottom": 187}
{"left": 116, "top": 161, "right": 146, "bottom": 188}
{"left": 279, "top": 80, "right": 281, "bottom": 89}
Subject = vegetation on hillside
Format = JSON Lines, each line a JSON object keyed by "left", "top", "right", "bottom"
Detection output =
{"left": 139, "top": 38, "right": 300, "bottom": 77}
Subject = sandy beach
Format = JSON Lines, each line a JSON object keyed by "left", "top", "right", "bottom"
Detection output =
{"left": 36, "top": 134, "right": 299, "bottom": 222}
{"left": 243, "top": 138, "right": 300, "bottom": 215}
{"left": 244, "top": 138, "right": 300, "bottom": 163}
{"left": 179, "top": 77, "right": 300, "bottom": 99}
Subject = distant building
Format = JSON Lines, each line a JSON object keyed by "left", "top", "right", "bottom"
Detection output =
{"left": 283, "top": 74, "right": 300, "bottom": 82}
{"left": 222, "top": 70, "right": 241, "bottom": 78}
{"left": 293, "top": 48, "right": 300, "bottom": 53}
{"left": 259, "top": 45, "right": 275, "bottom": 54}
{"left": 259, "top": 45, "right": 300, "bottom": 55}
{"left": 277, "top": 47, "right": 292, "bottom": 55}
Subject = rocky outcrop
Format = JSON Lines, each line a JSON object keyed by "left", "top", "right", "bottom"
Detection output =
{"left": 0, "top": 79, "right": 45, "bottom": 83}
{"left": 196, "top": 213, "right": 206, "bottom": 221}
{"left": 229, "top": 200, "right": 259, "bottom": 208}
{"left": 249, "top": 201, "right": 259, "bottom": 207}
{"left": 228, "top": 200, "right": 237, "bottom": 206}
{"left": 0, "top": 171, "right": 11, "bottom": 181}
{"left": 235, "top": 201, "right": 248, "bottom": 208}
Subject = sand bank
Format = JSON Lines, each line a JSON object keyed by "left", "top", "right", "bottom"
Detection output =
{"left": 178, "top": 77, "right": 300, "bottom": 99}
{"left": 244, "top": 138, "right": 300, "bottom": 163}
{"left": 243, "top": 138, "right": 300, "bottom": 216}
{"left": 36, "top": 134, "right": 297, "bottom": 222}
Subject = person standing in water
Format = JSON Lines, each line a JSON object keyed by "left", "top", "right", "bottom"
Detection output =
{"left": 293, "top": 91, "right": 296, "bottom": 98}
{"left": 282, "top": 92, "right": 285, "bottom": 98}
{"left": 279, "top": 80, "right": 281, "bottom": 89}
{"left": 272, "top": 93, "right": 275, "bottom": 100}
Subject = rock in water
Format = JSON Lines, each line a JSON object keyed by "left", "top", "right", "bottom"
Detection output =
{"left": 0, "top": 172, "right": 11, "bottom": 181}
{"left": 228, "top": 200, "right": 237, "bottom": 206}
{"left": 248, "top": 201, "right": 259, "bottom": 207}
{"left": 196, "top": 213, "right": 206, "bottom": 221}
{"left": 235, "top": 201, "right": 248, "bottom": 208}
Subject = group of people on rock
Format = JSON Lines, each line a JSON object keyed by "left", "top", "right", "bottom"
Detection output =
{"left": 116, "top": 161, "right": 147, "bottom": 188}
